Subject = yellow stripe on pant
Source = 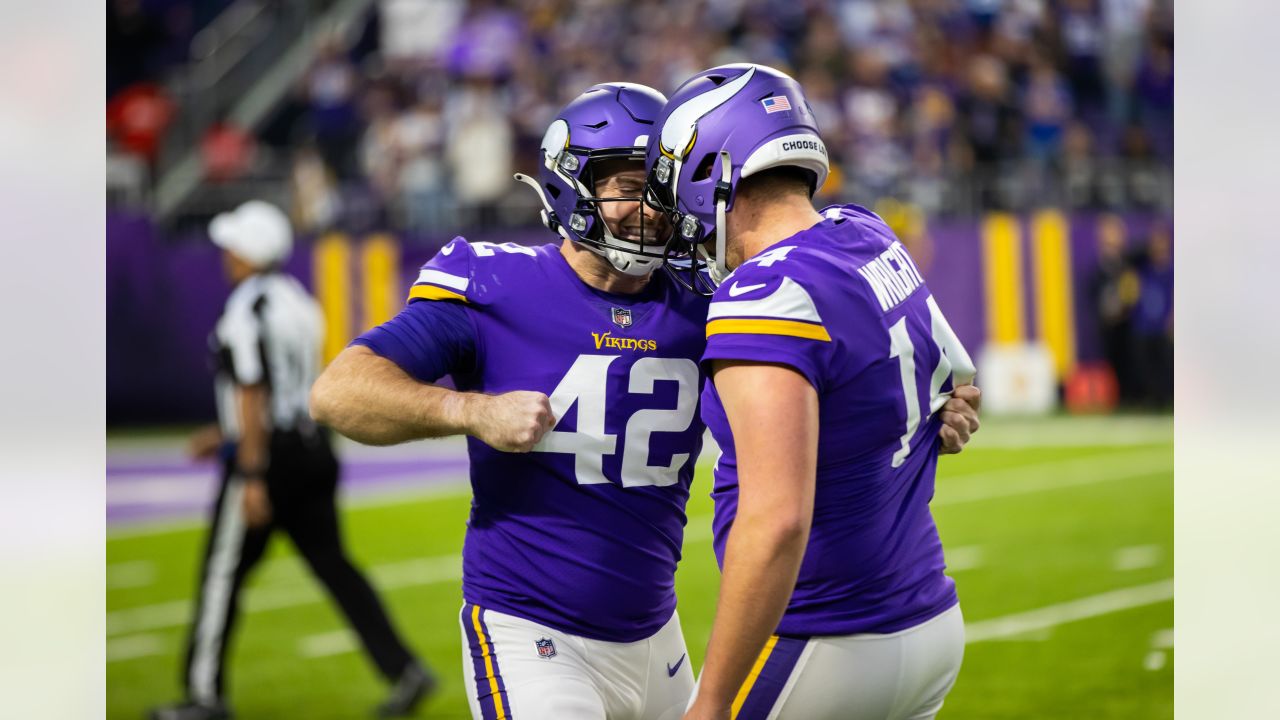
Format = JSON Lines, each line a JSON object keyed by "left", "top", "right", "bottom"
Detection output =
{"left": 1031, "top": 210, "right": 1077, "bottom": 380}
{"left": 470, "top": 605, "right": 507, "bottom": 720}
{"left": 732, "top": 635, "right": 779, "bottom": 719}
{"left": 981, "top": 213, "right": 1027, "bottom": 345}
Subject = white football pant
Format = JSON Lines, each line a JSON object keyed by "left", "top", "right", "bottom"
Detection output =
{"left": 459, "top": 602, "right": 694, "bottom": 719}
{"left": 691, "top": 603, "right": 965, "bottom": 720}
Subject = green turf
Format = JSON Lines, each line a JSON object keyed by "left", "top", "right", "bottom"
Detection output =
{"left": 108, "top": 433, "right": 1172, "bottom": 719}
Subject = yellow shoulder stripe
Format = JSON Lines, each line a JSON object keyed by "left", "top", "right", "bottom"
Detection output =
{"left": 706, "top": 318, "right": 831, "bottom": 342}
{"left": 407, "top": 284, "right": 468, "bottom": 303}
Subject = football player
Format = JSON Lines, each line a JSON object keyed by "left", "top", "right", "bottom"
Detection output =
{"left": 312, "top": 81, "right": 980, "bottom": 720}
{"left": 644, "top": 64, "right": 981, "bottom": 720}
{"left": 312, "top": 83, "right": 705, "bottom": 720}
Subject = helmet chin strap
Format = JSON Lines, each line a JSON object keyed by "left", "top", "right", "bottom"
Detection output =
{"left": 514, "top": 172, "right": 570, "bottom": 241}
{"left": 707, "top": 150, "right": 733, "bottom": 287}
{"left": 602, "top": 246, "right": 661, "bottom": 276}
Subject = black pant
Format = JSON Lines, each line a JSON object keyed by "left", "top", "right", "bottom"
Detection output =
{"left": 180, "top": 430, "right": 414, "bottom": 704}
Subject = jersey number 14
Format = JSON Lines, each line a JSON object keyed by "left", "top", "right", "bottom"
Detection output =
{"left": 888, "top": 296, "right": 976, "bottom": 468}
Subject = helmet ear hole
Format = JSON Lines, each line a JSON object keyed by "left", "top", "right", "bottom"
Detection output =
{"left": 692, "top": 152, "right": 717, "bottom": 182}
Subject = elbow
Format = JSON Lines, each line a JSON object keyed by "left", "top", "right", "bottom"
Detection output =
{"left": 768, "top": 514, "right": 810, "bottom": 550}
{"left": 309, "top": 373, "right": 336, "bottom": 426}
{"left": 738, "top": 505, "right": 810, "bottom": 553}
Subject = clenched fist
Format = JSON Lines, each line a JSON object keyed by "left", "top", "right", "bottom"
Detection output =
{"left": 939, "top": 383, "right": 981, "bottom": 455}
{"left": 467, "top": 391, "right": 557, "bottom": 452}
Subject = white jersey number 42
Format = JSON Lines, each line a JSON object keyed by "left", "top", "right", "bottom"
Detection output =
{"left": 533, "top": 355, "right": 699, "bottom": 488}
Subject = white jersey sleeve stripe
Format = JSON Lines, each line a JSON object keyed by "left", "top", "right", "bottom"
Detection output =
{"left": 708, "top": 276, "right": 824, "bottom": 324}
{"left": 415, "top": 268, "right": 469, "bottom": 291}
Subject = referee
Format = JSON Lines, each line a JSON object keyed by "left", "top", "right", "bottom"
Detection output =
{"left": 151, "top": 201, "right": 434, "bottom": 720}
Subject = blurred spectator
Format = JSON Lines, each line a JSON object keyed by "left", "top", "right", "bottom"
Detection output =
{"left": 358, "top": 81, "right": 402, "bottom": 202}
{"left": 1101, "top": 0, "right": 1151, "bottom": 126}
{"left": 1020, "top": 51, "right": 1074, "bottom": 199}
{"left": 395, "top": 92, "right": 452, "bottom": 233}
{"left": 290, "top": 142, "right": 342, "bottom": 232}
{"left": 905, "top": 84, "right": 957, "bottom": 214}
{"left": 1059, "top": 0, "right": 1106, "bottom": 123}
{"left": 1134, "top": 31, "right": 1173, "bottom": 158}
{"left": 844, "top": 48, "right": 907, "bottom": 203}
{"left": 200, "top": 119, "right": 255, "bottom": 183}
{"left": 1118, "top": 123, "right": 1165, "bottom": 209}
{"left": 1061, "top": 121, "right": 1100, "bottom": 209}
{"left": 796, "top": 15, "right": 844, "bottom": 80}
{"left": 106, "top": 82, "right": 176, "bottom": 166}
{"left": 956, "top": 55, "right": 1021, "bottom": 208}
{"left": 302, "top": 36, "right": 361, "bottom": 177}
{"left": 107, "top": 0, "right": 164, "bottom": 97}
{"left": 445, "top": 79, "right": 514, "bottom": 228}
{"left": 379, "top": 0, "right": 466, "bottom": 64}
{"left": 1132, "top": 223, "right": 1173, "bottom": 408}
{"left": 1022, "top": 53, "right": 1073, "bottom": 161}
{"left": 1089, "top": 214, "right": 1140, "bottom": 405}
{"left": 446, "top": 0, "right": 524, "bottom": 81}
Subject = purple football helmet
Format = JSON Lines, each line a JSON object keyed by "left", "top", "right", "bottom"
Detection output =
{"left": 644, "top": 64, "right": 830, "bottom": 294}
{"left": 515, "top": 82, "right": 670, "bottom": 276}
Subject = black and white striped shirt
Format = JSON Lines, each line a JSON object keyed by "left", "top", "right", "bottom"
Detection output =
{"left": 211, "top": 272, "right": 324, "bottom": 440}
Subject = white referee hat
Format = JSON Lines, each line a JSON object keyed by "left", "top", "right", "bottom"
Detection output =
{"left": 209, "top": 200, "right": 293, "bottom": 268}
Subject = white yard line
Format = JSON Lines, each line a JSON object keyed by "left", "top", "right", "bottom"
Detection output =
{"left": 1113, "top": 545, "right": 1163, "bottom": 571}
{"left": 1151, "top": 628, "right": 1174, "bottom": 649}
{"left": 1143, "top": 627, "right": 1175, "bottom": 672}
{"left": 106, "top": 634, "right": 166, "bottom": 662}
{"left": 298, "top": 630, "right": 358, "bottom": 659}
{"left": 107, "top": 560, "right": 157, "bottom": 590}
{"left": 964, "top": 579, "right": 1174, "bottom": 644}
{"left": 946, "top": 546, "right": 984, "bottom": 573}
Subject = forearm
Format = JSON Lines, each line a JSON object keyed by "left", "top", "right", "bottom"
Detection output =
{"left": 693, "top": 361, "right": 820, "bottom": 715}
{"left": 311, "top": 345, "right": 472, "bottom": 446}
{"left": 235, "top": 384, "right": 270, "bottom": 474}
{"left": 696, "top": 515, "right": 808, "bottom": 710}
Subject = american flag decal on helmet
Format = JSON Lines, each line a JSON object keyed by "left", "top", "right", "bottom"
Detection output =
{"left": 761, "top": 96, "right": 791, "bottom": 113}
{"left": 612, "top": 307, "right": 633, "bottom": 328}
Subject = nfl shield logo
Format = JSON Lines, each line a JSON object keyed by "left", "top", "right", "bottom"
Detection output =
{"left": 611, "top": 307, "right": 633, "bottom": 328}
{"left": 535, "top": 637, "right": 557, "bottom": 659}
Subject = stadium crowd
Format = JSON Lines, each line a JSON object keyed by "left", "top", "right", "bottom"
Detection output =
{"left": 109, "top": 0, "right": 1173, "bottom": 233}
{"left": 1089, "top": 215, "right": 1173, "bottom": 409}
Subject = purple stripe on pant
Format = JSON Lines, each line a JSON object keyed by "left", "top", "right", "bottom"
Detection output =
{"left": 736, "top": 636, "right": 809, "bottom": 719}
{"left": 461, "top": 603, "right": 513, "bottom": 719}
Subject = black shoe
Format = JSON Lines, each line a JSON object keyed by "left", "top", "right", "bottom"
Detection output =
{"left": 375, "top": 662, "right": 437, "bottom": 718}
{"left": 148, "top": 701, "right": 230, "bottom": 720}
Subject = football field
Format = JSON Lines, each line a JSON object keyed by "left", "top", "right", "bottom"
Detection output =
{"left": 107, "top": 416, "right": 1172, "bottom": 719}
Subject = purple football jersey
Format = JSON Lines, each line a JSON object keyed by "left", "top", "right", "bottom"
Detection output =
{"left": 701, "top": 204, "right": 976, "bottom": 637}
{"left": 408, "top": 238, "right": 709, "bottom": 642}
